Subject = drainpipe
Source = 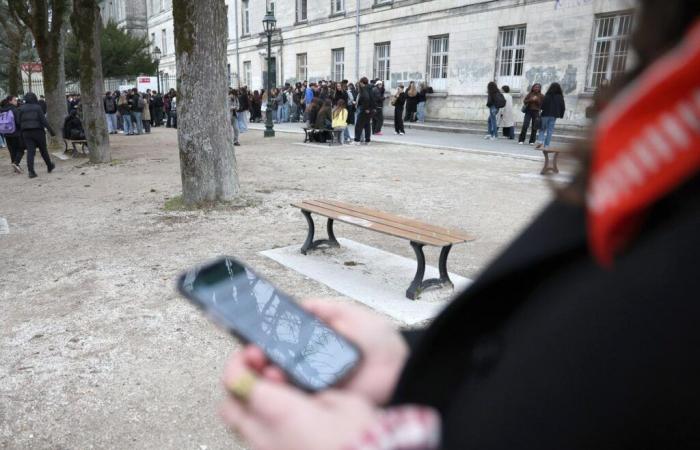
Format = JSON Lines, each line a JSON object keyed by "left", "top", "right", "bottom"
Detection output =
{"left": 234, "top": 0, "right": 241, "bottom": 88}
{"left": 355, "top": 0, "right": 360, "bottom": 81}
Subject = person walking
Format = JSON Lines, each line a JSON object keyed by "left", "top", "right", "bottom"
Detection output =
{"left": 18, "top": 92, "right": 55, "bottom": 178}
{"left": 118, "top": 93, "right": 132, "bottom": 135}
{"left": 353, "top": 77, "right": 375, "bottom": 145}
{"left": 485, "top": 81, "right": 503, "bottom": 140}
{"left": 518, "top": 83, "right": 544, "bottom": 145}
{"left": 536, "top": 82, "right": 566, "bottom": 150}
{"left": 371, "top": 80, "right": 386, "bottom": 135}
{"left": 229, "top": 89, "right": 241, "bottom": 147}
{"left": 0, "top": 95, "right": 25, "bottom": 174}
{"left": 499, "top": 85, "right": 515, "bottom": 139}
{"left": 405, "top": 81, "right": 418, "bottom": 122}
{"left": 393, "top": 84, "right": 407, "bottom": 135}
{"left": 103, "top": 91, "right": 118, "bottom": 134}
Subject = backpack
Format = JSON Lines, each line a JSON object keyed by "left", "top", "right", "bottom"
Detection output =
{"left": 138, "top": 97, "right": 146, "bottom": 109}
{"left": 0, "top": 110, "right": 16, "bottom": 134}
{"left": 494, "top": 92, "right": 506, "bottom": 108}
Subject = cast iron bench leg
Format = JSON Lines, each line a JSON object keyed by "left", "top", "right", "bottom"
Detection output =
{"left": 300, "top": 211, "right": 340, "bottom": 255}
{"left": 406, "top": 242, "right": 454, "bottom": 300}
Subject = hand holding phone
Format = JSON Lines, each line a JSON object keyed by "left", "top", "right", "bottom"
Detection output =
{"left": 177, "top": 257, "right": 362, "bottom": 392}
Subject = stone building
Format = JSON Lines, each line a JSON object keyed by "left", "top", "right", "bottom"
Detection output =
{"left": 98, "top": 0, "right": 149, "bottom": 36}
{"left": 143, "top": 0, "right": 635, "bottom": 127}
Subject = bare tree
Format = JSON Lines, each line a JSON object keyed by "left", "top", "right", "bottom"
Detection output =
{"left": 0, "top": 1, "right": 26, "bottom": 95}
{"left": 173, "top": 0, "right": 239, "bottom": 205}
{"left": 71, "top": 0, "right": 110, "bottom": 163}
{"left": 9, "top": 0, "right": 69, "bottom": 148}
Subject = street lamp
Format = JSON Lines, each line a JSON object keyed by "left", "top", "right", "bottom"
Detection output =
{"left": 151, "top": 46, "right": 162, "bottom": 93}
{"left": 263, "top": 10, "right": 276, "bottom": 138}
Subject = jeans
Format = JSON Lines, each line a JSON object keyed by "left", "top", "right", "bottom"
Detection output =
{"left": 276, "top": 105, "right": 283, "bottom": 123}
{"left": 354, "top": 111, "right": 372, "bottom": 142}
{"left": 0, "top": 133, "right": 5, "bottom": 147}
{"left": 231, "top": 114, "right": 240, "bottom": 143}
{"left": 487, "top": 106, "right": 498, "bottom": 138}
{"left": 123, "top": 113, "right": 133, "bottom": 134}
{"left": 538, "top": 116, "right": 557, "bottom": 147}
{"left": 343, "top": 127, "right": 350, "bottom": 142}
{"left": 290, "top": 103, "right": 300, "bottom": 122}
{"left": 417, "top": 101, "right": 426, "bottom": 123}
{"left": 238, "top": 111, "right": 248, "bottom": 132}
{"left": 105, "top": 113, "right": 118, "bottom": 133}
{"left": 519, "top": 110, "right": 539, "bottom": 144}
{"left": 282, "top": 103, "right": 290, "bottom": 122}
{"left": 22, "top": 129, "right": 52, "bottom": 174}
{"left": 132, "top": 112, "right": 144, "bottom": 134}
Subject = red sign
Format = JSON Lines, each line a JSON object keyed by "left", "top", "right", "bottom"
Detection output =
{"left": 138, "top": 77, "right": 151, "bottom": 83}
{"left": 20, "top": 62, "right": 42, "bottom": 73}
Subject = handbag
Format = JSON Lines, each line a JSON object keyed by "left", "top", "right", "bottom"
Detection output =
{"left": 521, "top": 104, "right": 528, "bottom": 114}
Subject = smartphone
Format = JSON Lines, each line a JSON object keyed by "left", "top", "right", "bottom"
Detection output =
{"left": 177, "top": 256, "right": 362, "bottom": 392}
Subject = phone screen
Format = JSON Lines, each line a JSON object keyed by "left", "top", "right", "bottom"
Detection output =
{"left": 178, "top": 257, "right": 361, "bottom": 391}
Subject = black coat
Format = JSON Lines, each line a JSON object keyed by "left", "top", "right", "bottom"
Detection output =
{"left": 541, "top": 93, "right": 566, "bottom": 118}
{"left": 391, "top": 175, "right": 700, "bottom": 449}
{"left": 18, "top": 103, "right": 54, "bottom": 135}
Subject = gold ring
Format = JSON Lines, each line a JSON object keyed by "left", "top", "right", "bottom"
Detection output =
{"left": 227, "top": 372, "right": 257, "bottom": 403}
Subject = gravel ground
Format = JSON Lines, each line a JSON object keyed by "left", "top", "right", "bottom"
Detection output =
{"left": 0, "top": 127, "right": 556, "bottom": 449}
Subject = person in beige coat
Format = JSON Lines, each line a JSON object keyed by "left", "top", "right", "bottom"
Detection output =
{"left": 142, "top": 94, "right": 152, "bottom": 133}
{"left": 498, "top": 85, "right": 515, "bottom": 139}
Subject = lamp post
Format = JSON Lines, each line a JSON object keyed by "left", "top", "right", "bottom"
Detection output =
{"left": 151, "top": 46, "right": 162, "bottom": 93}
{"left": 263, "top": 10, "right": 276, "bottom": 138}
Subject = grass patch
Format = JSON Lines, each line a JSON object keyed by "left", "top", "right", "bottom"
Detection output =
{"left": 163, "top": 196, "right": 187, "bottom": 211}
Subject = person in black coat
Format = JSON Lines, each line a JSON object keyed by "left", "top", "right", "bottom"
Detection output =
{"left": 0, "top": 95, "right": 25, "bottom": 173}
{"left": 393, "top": 84, "right": 407, "bottom": 135}
{"left": 18, "top": 92, "right": 55, "bottom": 178}
{"left": 63, "top": 109, "right": 85, "bottom": 141}
{"left": 216, "top": 3, "right": 700, "bottom": 449}
{"left": 353, "top": 77, "right": 375, "bottom": 145}
{"left": 536, "top": 82, "right": 566, "bottom": 150}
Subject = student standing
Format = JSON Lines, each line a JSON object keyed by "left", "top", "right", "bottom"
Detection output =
{"left": 371, "top": 80, "right": 386, "bottom": 135}
{"left": 405, "top": 81, "right": 418, "bottom": 122}
{"left": 18, "top": 92, "right": 55, "bottom": 178}
{"left": 485, "top": 82, "right": 502, "bottom": 140}
{"left": 416, "top": 82, "right": 428, "bottom": 123}
{"left": 103, "top": 92, "right": 118, "bottom": 134}
{"left": 499, "top": 85, "right": 515, "bottom": 139}
{"left": 518, "top": 83, "right": 544, "bottom": 145}
{"left": 118, "top": 93, "right": 132, "bottom": 135}
{"left": 0, "top": 95, "right": 25, "bottom": 173}
{"left": 393, "top": 84, "right": 407, "bottom": 135}
{"left": 353, "top": 77, "right": 374, "bottom": 145}
{"left": 537, "top": 82, "right": 566, "bottom": 150}
{"left": 229, "top": 89, "right": 241, "bottom": 146}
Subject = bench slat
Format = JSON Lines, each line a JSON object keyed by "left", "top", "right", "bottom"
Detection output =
{"left": 316, "top": 199, "right": 474, "bottom": 243}
{"left": 292, "top": 201, "right": 452, "bottom": 246}
{"left": 301, "top": 199, "right": 470, "bottom": 246}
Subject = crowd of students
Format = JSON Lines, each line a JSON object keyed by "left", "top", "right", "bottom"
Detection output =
{"left": 104, "top": 88, "right": 178, "bottom": 135}
{"left": 485, "top": 81, "right": 567, "bottom": 150}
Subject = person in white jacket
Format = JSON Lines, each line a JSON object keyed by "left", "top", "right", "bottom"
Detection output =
{"left": 498, "top": 85, "right": 515, "bottom": 139}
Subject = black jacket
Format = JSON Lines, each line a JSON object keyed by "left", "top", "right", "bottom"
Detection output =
{"left": 239, "top": 93, "right": 250, "bottom": 112}
{"left": 104, "top": 95, "right": 117, "bottom": 114}
{"left": 356, "top": 85, "right": 375, "bottom": 113}
{"left": 392, "top": 176, "right": 700, "bottom": 449}
{"left": 18, "top": 100, "right": 54, "bottom": 135}
{"left": 0, "top": 105, "right": 21, "bottom": 137}
{"left": 541, "top": 93, "right": 566, "bottom": 118}
{"left": 394, "top": 92, "right": 407, "bottom": 109}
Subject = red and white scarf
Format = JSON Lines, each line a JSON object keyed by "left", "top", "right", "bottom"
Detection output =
{"left": 588, "top": 19, "right": 700, "bottom": 266}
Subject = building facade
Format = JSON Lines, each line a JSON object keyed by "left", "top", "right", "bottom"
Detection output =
{"left": 143, "top": 0, "right": 634, "bottom": 126}
{"left": 99, "top": 0, "right": 149, "bottom": 36}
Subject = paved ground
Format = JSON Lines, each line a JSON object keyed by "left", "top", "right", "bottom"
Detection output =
{"left": 0, "top": 126, "right": 562, "bottom": 449}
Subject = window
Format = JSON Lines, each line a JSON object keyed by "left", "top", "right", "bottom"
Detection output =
{"left": 159, "top": 0, "right": 164, "bottom": 11}
{"left": 151, "top": 32, "right": 156, "bottom": 47}
{"left": 374, "top": 0, "right": 392, "bottom": 5}
{"left": 243, "top": 61, "right": 251, "bottom": 88}
{"left": 373, "top": 42, "right": 390, "bottom": 82}
{"left": 332, "top": 0, "right": 345, "bottom": 14}
{"left": 296, "top": 0, "right": 307, "bottom": 22}
{"left": 588, "top": 12, "right": 633, "bottom": 89}
{"left": 267, "top": 1, "right": 275, "bottom": 15}
{"left": 428, "top": 35, "right": 449, "bottom": 91}
{"left": 296, "top": 53, "right": 308, "bottom": 82}
{"left": 242, "top": 0, "right": 250, "bottom": 35}
{"left": 161, "top": 29, "right": 167, "bottom": 54}
{"left": 496, "top": 25, "right": 526, "bottom": 91}
{"left": 331, "top": 48, "right": 345, "bottom": 81}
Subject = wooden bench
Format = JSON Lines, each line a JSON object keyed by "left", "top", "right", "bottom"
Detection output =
{"left": 63, "top": 139, "right": 89, "bottom": 157}
{"left": 291, "top": 199, "right": 474, "bottom": 300}
{"left": 303, "top": 127, "right": 321, "bottom": 143}
{"left": 303, "top": 127, "right": 344, "bottom": 147}
{"left": 537, "top": 147, "right": 564, "bottom": 175}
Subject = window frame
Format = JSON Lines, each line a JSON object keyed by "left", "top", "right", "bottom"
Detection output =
{"left": 243, "top": 61, "right": 252, "bottom": 88}
{"left": 427, "top": 35, "right": 449, "bottom": 91}
{"left": 373, "top": 42, "right": 391, "bottom": 82}
{"left": 241, "top": 0, "right": 250, "bottom": 36}
{"left": 161, "top": 28, "right": 167, "bottom": 55}
{"left": 296, "top": 53, "right": 308, "bottom": 82}
{"left": 331, "top": 48, "right": 345, "bottom": 82}
{"left": 586, "top": 11, "right": 634, "bottom": 90}
{"left": 331, "top": 0, "right": 345, "bottom": 15}
{"left": 296, "top": 0, "right": 308, "bottom": 23}
{"left": 495, "top": 25, "right": 527, "bottom": 92}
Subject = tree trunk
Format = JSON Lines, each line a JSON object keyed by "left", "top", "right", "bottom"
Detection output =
{"left": 7, "top": 43, "right": 22, "bottom": 95}
{"left": 173, "top": 0, "right": 239, "bottom": 205}
{"left": 71, "top": 0, "right": 110, "bottom": 163}
{"left": 41, "top": 29, "right": 67, "bottom": 149}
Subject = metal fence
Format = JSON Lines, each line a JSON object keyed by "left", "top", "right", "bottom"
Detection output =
{"left": 20, "top": 76, "right": 176, "bottom": 97}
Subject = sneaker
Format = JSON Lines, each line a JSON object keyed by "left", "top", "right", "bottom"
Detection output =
{"left": 234, "top": 142, "right": 241, "bottom": 146}
{"left": 48, "top": 161, "right": 56, "bottom": 173}
{"left": 399, "top": 132, "right": 405, "bottom": 135}
{"left": 529, "top": 142, "right": 534, "bottom": 146}
{"left": 12, "top": 163, "right": 22, "bottom": 174}
{"left": 518, "top": 141, "right": 524, "bottom": 145}
{"left": 28, "top": 171, "right": 37, "bottom": 179}
{"left": 395, "top": 132, "right": 400, "bottom": 135}
{"left": 535, "top": 142, "right": 543, "bottom": 149}
{"left": 375, "top": 131, "right": 383, "bottom": 136}
{"left": 353, "top": 141, "right": 361, "bottom": 146}
{"left": 361, "top": 141, "right": 370, "bottom": 145}
{"left": 484, "top": 135, "right": 491, "bottom": 140}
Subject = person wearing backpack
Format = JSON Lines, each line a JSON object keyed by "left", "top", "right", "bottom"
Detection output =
{"left": 103, "top": 91, "right": 118, "bottom": 134}
{"left": 0, "top": 95, "right": 25, "bottom": 174}
{"left": 18, "top": 92, "right": 55, "bottom": 178}
{"left": 485, "top": 82, "right": 505, "bottom": 140}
